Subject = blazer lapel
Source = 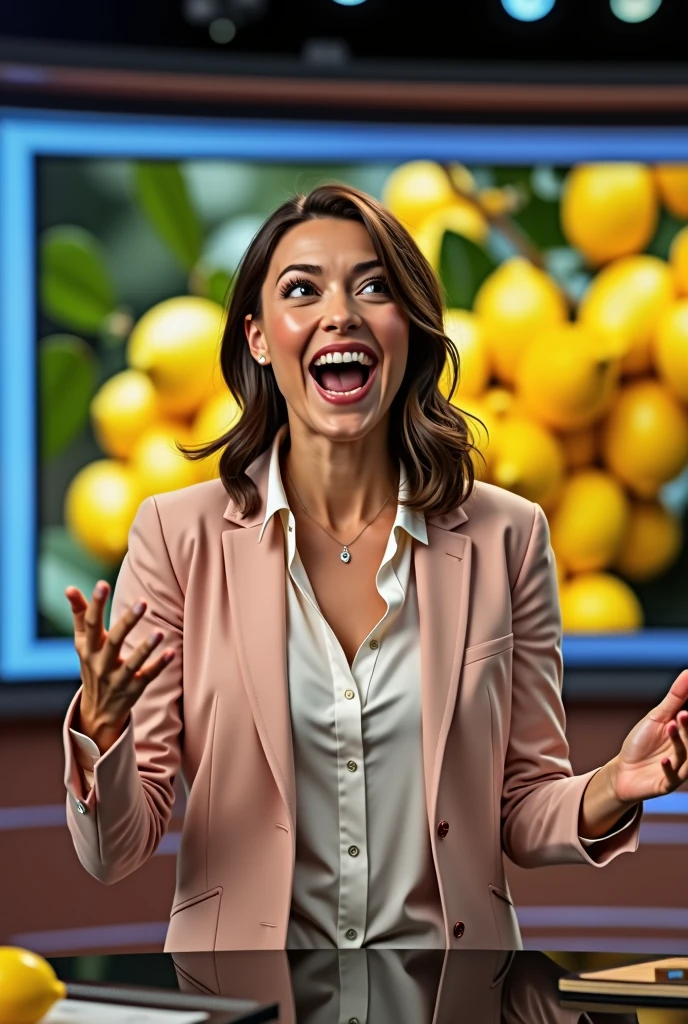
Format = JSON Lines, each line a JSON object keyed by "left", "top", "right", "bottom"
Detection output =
{"left": 222, "top": 447, "right": 297, "bottom": 834}
{"left": 415, "top": 504, "right": 471, "bottom": 834}
{"left": 221, "top": 445, "right": 473, "bottom": 843}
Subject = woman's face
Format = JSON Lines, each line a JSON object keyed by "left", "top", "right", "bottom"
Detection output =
{"left": 245, "top": 217, "right": 409, "bottom": 442}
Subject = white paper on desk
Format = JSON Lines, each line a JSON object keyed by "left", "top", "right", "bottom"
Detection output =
{"left": 43, "top": 998, "right": 209, "bottom": 1024}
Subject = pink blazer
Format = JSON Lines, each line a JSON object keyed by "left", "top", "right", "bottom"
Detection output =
{"left": 63, "top": 443, "right": 641, "bottom": 951}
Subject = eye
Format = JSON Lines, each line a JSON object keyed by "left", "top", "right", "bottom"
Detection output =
{"left": 359, "top": 275, "right": 390, "bottom": 295}
{"left": 280, "top": 277, "right": 317, "bottom": 299}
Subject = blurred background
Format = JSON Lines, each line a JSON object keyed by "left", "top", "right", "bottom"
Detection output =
{"left": 1, "top": 0, "right": 688, "bottom": 972}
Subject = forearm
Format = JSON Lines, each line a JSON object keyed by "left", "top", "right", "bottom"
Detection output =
{"left": 578, "top": 758, "right": 639, "bottom": 840}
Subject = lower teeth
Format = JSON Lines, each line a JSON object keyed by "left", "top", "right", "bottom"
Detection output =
{"left": 324, "top": 385, "right": 363, "bottom": 396}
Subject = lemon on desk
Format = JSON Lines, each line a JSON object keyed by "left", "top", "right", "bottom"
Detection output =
{"left": 0, "top": 947, "right": 66, "bottom": 1024}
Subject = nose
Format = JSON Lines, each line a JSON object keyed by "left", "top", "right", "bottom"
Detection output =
{"left": 321, "top": 290, "right": 362, "bottom": 333}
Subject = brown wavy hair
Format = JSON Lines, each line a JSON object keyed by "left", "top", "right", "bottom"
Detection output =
{"left": 177, "top": 182, "right": 486, "bottom": 519}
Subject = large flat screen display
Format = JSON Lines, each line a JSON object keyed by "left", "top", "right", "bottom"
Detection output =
{"left": 2, "top": 109, "right": 688, "bottom": 680}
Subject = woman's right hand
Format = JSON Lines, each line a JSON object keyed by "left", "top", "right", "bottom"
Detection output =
{"left": 65, "top": 580, "right": 176, "bottom": 754}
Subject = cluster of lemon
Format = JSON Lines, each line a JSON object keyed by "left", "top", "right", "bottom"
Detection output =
{"left": 65, "top": 295, "right": 240, "bottom": 564}
{"left": 383, "top": 161, "right": 688, "bottom": 631}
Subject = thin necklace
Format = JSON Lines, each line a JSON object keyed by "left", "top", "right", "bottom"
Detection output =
{"left": 285, "top": 464, "right": 394, "bottom": 564}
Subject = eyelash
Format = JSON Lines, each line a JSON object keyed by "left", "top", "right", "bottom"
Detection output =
{"left": 279, "top": 273, "right": 390, "bottom": 298}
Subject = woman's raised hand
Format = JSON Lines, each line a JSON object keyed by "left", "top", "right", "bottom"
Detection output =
{"left": 65, "top": 580, "right": 176, "bottom": 753}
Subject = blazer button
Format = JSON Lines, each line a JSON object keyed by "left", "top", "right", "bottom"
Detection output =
{"left": 437, "top": 820, "right": 449, "bottom": 838}
{"left": 453, "top": 921, "right": 465, "bottom": 939}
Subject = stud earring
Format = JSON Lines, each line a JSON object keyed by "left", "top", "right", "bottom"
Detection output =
{"left": 258, "top": 355, "right": 266, "bottom": 363}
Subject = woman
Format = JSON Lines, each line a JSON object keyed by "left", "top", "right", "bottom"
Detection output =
{"left": 63, "top": 184, "right": 688, "bottom": 952}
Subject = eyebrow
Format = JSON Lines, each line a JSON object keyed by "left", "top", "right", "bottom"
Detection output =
{"left": 275, "top": 259, "right": 382, "bottom": 287}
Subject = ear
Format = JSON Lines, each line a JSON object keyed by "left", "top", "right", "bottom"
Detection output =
{"left": 244, "top": 314, "right": 267, "bottom": 362}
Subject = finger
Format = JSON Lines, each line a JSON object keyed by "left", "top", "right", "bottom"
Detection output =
{"left": 668, "top": 719, "right": 687, "bottom": 767}
{"left": 99, "top": 598, "right": 148, "bottom": 676}
{"left": 121, "top": 645, "right": 176, "bottom": 700}
{"left": 661, "top": 756, "right": 681, "bottom": 792}
{"left": 113, "top": 630, "right": 164, "bottom": 687}
{"left": 65, "top": 586, "right": 88, "bottom": 635}
{"left": 81, "top": 582, "right": 110, "bottom": 655}
{"left": 677, "top": 710, "right": 688, "bottom": 770}
{"left": 652, "top": 668, "right": 688, "bottom": 723}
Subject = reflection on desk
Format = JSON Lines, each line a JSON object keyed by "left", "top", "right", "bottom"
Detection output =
{"left": 170, "top": 950, "right": 640, "bottom": 1024}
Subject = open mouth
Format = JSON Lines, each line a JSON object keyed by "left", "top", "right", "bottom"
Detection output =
{"left": 308, "top": 358, "right": 374, "bottom": 396}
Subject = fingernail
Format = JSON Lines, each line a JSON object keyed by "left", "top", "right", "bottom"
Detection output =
{"left": 96, "top": 583, "right": 108, "bottom": 598}
{"left": 163, "top": 652, "right": 175, "bottom": 664}
{"left": 134, "top": 600, "right": 145, "bottom": 615}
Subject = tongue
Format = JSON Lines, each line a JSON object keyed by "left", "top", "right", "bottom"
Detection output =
{"left": 319, "top": 365, "right": 366, "bottom": 393}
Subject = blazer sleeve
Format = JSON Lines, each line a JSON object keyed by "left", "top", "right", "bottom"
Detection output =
{"left": 499, "top": 502, "right": 642, "bottom": 869}
{"left": 62, "top": 494, "right": 184, "bottom": 884}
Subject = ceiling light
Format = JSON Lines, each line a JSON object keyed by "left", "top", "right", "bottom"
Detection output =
{"left": 610, "top": 0, "right": 662, "bottom": 22}
{"left": 501, "top": 0, "right": 556, "bottom": 21}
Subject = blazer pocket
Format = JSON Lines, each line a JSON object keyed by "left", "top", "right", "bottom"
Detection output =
{"left": 166, "top": 886, "right": 223, "bottom": 952}
{"left": 463, "top": 632, "right": 514, "bottom": 666}
{"left": 489, "top": 883, "right": 521, "bottom": 951}
{"left": 489, "top": 883, "right": 514, "bottom": 906}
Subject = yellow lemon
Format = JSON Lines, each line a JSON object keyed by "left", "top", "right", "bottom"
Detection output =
{"left": 669, "top": 225, "right": 688, "bottom": 297}
{"left": 439, "top": 309, "right": 491, "bottom": 400}
{"left": 655, "top": 165, "right": 688, "bottom": 218}
{"left": 129, "top": 422, "right": 205, "bottom": 499}
{"left": 560, "top": 424, "right": 600, "bottom": 470}
{"left": 489, "top": 413, "right": 565, "bottom": 511}
{"left": 514, "top": 322, "right": 620, "bottom": 432}
{"left": 578, "top": 255, "right": 675, "bottom": 376}
{"left": 612, "top": 500, "right": 683, "bottom": 582}
{"left": 382, "top": 161, "right": 460, "bottom": 232}
{"left": 190, "top": 390, "right": 243, "bottom": 482}
{"left": 561, "top": 164, "right": 658, "bottom": 266}
{"left": 414, "top": 201, "right": 488, "bottom": 271}
{"left": 65, "top": 460, "right": 142, "bottom": 564}
{"left": 600, "top": 378, "right": 688, "bottom": 499}
{"left": 653, "top": 299, "right": 688, "bottom": 403}
{"left": 549, "top": 469, "right": 631, "bottom": 574}
{"left": 483, "top": 386, "right": 520, "bottom": 420}
{"left": 127, "top": 296, "right": 225, "bottom": 418}
{"left": 560, "top": 572, "right": 644, "bottom": 632}
{"left": 474, "top": 257, "right": 567, "bottom": 385}
{"left": 0, "top": 947, "right": 67, "bottom": 1024}
{"left": 90, "top": 369, "right": 161, "bottom": 459}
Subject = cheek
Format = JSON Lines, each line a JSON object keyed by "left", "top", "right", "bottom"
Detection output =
{"left": 264, "top": 311, "right": 314, "bottom": 378}
{"left": 374, "top": 307, "right": 409, "bottom": 364}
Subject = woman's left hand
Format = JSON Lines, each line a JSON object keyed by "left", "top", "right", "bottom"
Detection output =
{"left": 609, "top": 668, "right": 688, "bottom": 805}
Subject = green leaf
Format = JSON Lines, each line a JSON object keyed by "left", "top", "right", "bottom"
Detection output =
{"left": 439, "top": 231, "right": 497, "bottom": 309}
{"left": 646, "top": 207, "right": 684, "bottom": 261}
{"left": 39, "top": 335, "right": 98, "bottom": 462}
{"left": 40, "top": 226, "right": 116, "bottom": 334}
{"left": 512, "top": 193, "right": 567, "bottom": 250}
{"left": 38, "top": 526, "right": 115, "bottom": 637}
{"left": 206, "top": 268, "right": 233, "bottom": 306}
{"left": 134, "top": 162, "right": 203, "bottom": 271}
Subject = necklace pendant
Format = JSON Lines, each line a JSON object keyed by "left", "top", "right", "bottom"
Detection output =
{"left": 340, "top": 546, "right": 351, "bottom": 564}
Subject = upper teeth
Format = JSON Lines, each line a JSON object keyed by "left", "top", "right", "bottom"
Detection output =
{"left": 312, "top": 351, "right": 375, "bottom": 366}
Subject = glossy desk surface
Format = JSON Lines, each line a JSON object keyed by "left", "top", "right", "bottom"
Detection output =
{"left": 48, "top": 950, "right": 688, "bottom": 1023}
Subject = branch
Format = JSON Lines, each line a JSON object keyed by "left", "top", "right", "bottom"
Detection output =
{"left": 439, "top": 163, "right": 577, "bottom": 313}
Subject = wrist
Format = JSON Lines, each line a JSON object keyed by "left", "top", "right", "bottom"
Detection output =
{"left": 605, "top": 756, "right": 640, "bottom": 812}
{"left": 76, "top": 699, "right": 128, "bottom": 754}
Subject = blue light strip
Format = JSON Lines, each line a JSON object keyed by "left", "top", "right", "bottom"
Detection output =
{"left": 4, "top": 108, "right": 688, "bottom": 679}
